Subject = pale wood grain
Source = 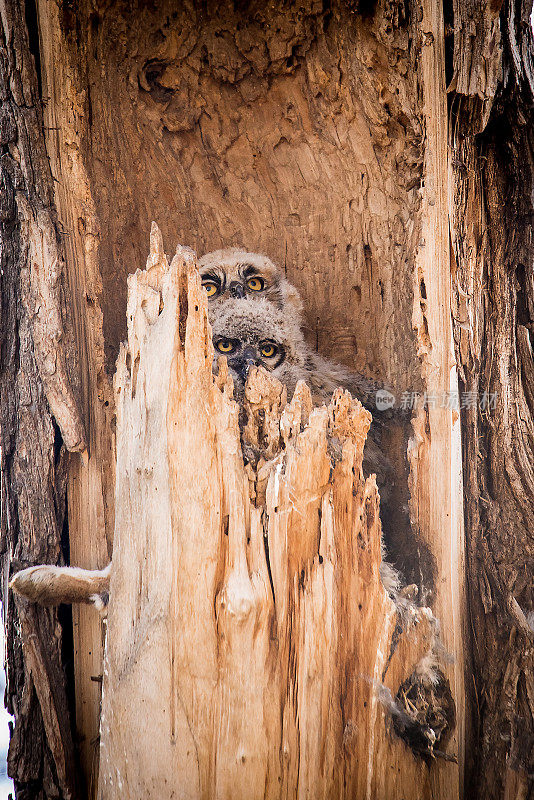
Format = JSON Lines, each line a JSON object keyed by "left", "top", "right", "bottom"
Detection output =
{"left": 98, "top": 232, "right": 454, "bottom": 800}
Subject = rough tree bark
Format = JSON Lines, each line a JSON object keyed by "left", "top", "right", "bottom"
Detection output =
{"left": 449, "top": 1, "right": 534, "bottom": 796}
{"left": 0, "top": 0, "right": 532, "bottom": 798}
{"left": 0, "top": 0, "right": 86, "bottom": 797}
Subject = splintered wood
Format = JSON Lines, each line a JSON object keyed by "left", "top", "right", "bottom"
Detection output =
{"left": 98, "top": 227, "right": 449, "bottom": 799}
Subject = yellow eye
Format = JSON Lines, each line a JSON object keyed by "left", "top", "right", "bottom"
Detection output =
{"left": 260, "top": 343, "right": 277, "bottom": 358}
{"left": 216, "top": 339, "right": 236, "bottom": 354}
{"left": 203, "top": 281, "right": 218, "bottom": 298}
{"left": 246, "top": 276, "right": 265, "bottom": 292}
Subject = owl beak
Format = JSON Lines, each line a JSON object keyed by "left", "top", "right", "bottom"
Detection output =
{"left": 236, "top": 347, "right": 258, "bottom": 380}
{"left": 228, "top": 281, "right": 245, "bottom": 298}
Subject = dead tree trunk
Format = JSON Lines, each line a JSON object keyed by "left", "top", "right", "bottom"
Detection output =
{"left": 0, "top": 0, "right": 533, "bottom": 798}
{"left": 449, "top": 2, "right": 534, "bottom": 797}
{"left": 0, "top": 1, "right": 86, "bottom": 797}
{"left": 98, "top": 229, "right": 454, "bottom": 800}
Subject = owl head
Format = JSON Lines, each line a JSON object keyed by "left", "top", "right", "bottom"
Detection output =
{"left": 210, "top": 297, "right": 307, "bottom": 399}
{"left": 198, "top": 248, "right": 303, "bottom": 318}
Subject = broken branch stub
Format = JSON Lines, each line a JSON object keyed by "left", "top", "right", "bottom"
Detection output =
{"left": 98, "top": 228, "right": 453, "bottom": 800}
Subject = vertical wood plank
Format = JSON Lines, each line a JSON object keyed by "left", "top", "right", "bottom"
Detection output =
{"left": 412, "top": 0, "right": 467, "bottom": 794}
{"left": 36, "top": 2, "right": 114, "bottom": 793}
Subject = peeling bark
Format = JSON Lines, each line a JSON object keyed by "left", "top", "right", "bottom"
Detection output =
{"left": 450, "top": 0, "right": 534, "bottom": 797}
{"left": 0, "top": 0, "right": 86, "bottom": 453}
{"left": 0, "top": 0, "right": 83, "bottom": 795}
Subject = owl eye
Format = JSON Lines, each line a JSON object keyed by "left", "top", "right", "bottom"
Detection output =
{"left": 246, "top": 276, "right": 265, "bottom": 292}
{"left": 202, "top": 280, "right": 219, "bottom": 298}
{"left": 259, "top": 342, "right": 278, "bottom": 358}
{"left": 216, "top": 338, "right": 237, "bottom": 354}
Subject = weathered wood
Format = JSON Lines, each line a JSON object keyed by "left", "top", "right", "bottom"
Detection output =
{"left": 26, "top": 4, "right": 467, "bottom": 788}
{"left": 98, "top": 231, "right": 456, "bottom": 800}
{"left": 411, "top": 0, "right": 467, "bottom": 796}
{"left": 0, "top": 0, "right": 83, "bottom": 796}
{"left": 35, "top": 0, "right": 116, "bottom": 790}
{"left": 450, "top": 1, "right": 534, "bottom": 797}
{"left": 450, "top": 0, "right": 502, "bottom": 130}
{"left": 7, "top": 0, "right": 533, "bottom": 796}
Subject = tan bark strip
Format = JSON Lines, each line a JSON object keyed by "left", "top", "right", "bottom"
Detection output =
{"left": 1, "top": 0, "right": 86, "bottom": 453}
{"left": 34, "top": 0, "right": 117, "bottom": 789}
{"left": 17, "top": 195, "right": 87, "bottom": 452}
{"left": 412, "top": 0, "right": 467, "bottom": 793}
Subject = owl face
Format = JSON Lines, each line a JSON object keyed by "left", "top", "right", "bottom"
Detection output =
{"left": 214, "top": 336, "right": 286, "bottom": 380}
{"left": 198, "top": 248, "right": 303, "bottom": 317}
{"left": 211, "top": 297, "right": 307, "bottom": 398}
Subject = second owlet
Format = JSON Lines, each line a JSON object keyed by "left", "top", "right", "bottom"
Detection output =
{"left": 211, "top": 296, "right": 392, "bottom": 416}
{"left": 198, "top": 247, "right": 302, "bottom": 317}
{"left": 211, "top": 297, "right": 395, "bottom": 493}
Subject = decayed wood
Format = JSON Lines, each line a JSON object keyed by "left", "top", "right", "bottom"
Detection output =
{"left": 450, "top": 2, "right": 534, "bottom": 797}
{"left": 410, "top": 0, "right": 467, "bottom": 795}
{"left": 26, "top": 4, "right": 459, "bottom": 787}
{"left": 35, "top": 0, "right": 116, "bottom": 790}
{"left": 45, "top": 0, "right": 426, "bottom": 393}
{"left": 98, "top": 231, "right": 455, "bottom": 800}
{"left": 0, "top": 0, "right": 82, "bottom": 797}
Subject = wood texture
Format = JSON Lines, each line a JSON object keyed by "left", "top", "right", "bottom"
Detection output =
{"left": 0, "top": 0, "right": 86, "bottom": 454}
{"left": 28, "top": 4, "right": 454, "bottom": 787}
{"left": 4, "top": 0, "right": 534, "bottom": 794}
{"left": 65, "top": 0, "right": 426, "bottom": 391}
{"left": 36, "top": 0, "right": 115, "bottom": 790}
{"left": 410, "top": 0, "right": 467, "bottom": 796}
{"left": 0, "top": 0, "right": 83, "bottom": 797}
{"left": 98, "top": 230, "right": 455, "bottom": 800}
{"left": 449, "top": 1, "right": 534, "bottom": 797}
